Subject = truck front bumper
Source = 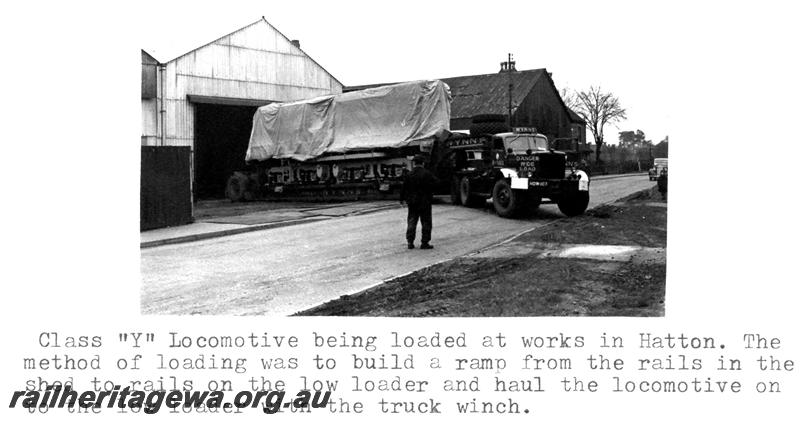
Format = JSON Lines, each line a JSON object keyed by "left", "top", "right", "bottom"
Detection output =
{"left": 510, "top": 177, "right": 588, "bottom": 198}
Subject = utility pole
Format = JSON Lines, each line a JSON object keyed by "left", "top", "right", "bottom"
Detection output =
{"left": 505, "top": 53, "right": 514, "bottom": 128}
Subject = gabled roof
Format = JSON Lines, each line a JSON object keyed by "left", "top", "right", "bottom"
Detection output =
{"left": 142, "top": 18, "right": 262, "bottom": 64}
{"left": 567, "top": 107, "right": 586, "bottom": 124}
{"left": 347, "top": 69, "right": 551, "bottom": 120}
{"left": 346, "top": 68, "right": 596, "bottom": 127}
{"left": 440, "top": 69, "right": 545, "bottom": 119}
{"left": 141, "top": 17, "right": 342, "bottom": 87}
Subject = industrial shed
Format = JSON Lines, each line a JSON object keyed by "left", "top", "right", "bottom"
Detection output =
{"left": 347, "top": 67, "right": 585, "bottom": 148}
{"left": 141, "top": 17, "right": 343, "bottom": 199}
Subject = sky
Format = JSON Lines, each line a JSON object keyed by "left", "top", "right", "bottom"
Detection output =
{"left": 134, "top": 0, "right": 693, "bottom": 145}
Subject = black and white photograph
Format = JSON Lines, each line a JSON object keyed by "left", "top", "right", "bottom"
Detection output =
{"left": 2, "top": 1, "right": 798, "bottom": 422}
{"left": 139, "top": 9, "right": 668, "bottom": 317}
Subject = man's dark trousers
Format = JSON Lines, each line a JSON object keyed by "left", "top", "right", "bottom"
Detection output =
{"left": 401, "top": 164, "right": 437, "bottom": 246}
{"left": 406, "top": 202, "right": 432, "bottom": 245}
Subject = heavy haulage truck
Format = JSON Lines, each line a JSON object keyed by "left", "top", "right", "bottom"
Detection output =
{"left": 226, "top": 80, "right": 590, "bottom": 218}
{"left": 434, "top": 127, "right": 590, "bottom": 217}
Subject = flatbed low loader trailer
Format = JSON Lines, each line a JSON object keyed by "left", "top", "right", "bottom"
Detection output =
{"left": 226, "top": 80, "right": 451, "bottom": 202}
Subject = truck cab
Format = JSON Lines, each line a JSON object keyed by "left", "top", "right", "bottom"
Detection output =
{"left": 649, "top": 158, "right": 668, "bottom": 181}
{"left": 436, "top": 127, "right": 590, "bottom": 217}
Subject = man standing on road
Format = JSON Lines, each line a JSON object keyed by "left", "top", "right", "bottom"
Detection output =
{"left": 400, "top": 154, "right": 439, "bottom": 249}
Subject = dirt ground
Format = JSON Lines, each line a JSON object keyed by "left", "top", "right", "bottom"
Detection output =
{"left": 521, "top": 189, "right": 667, "bottom": 248}
{"left": 297, "top": 187, "right": 667, "bottom": 317}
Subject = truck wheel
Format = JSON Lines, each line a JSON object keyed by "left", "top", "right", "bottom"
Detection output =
{"left": 226, "top": 174, "right": 246, "bottom": 202}
{"left": 450, "top": 177, "right": 462, "bottom": 205}
{"left": 459, "top": 177, "right": 483, "bottom": 207}
{"left": 557, "top": 191, "right": 590, "bottom": 217}
{"left": 492, "top": 179, "right": 520, "bottom": 218}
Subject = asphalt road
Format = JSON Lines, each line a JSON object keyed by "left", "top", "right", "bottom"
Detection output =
{"left": 141, "top": 174, "right": 656, "bottom": 316}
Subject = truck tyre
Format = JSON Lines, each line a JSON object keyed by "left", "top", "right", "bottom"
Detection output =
{"left": 226, "top": 173, "right": 249, "bottom": 202}
{"left": 470, "top": 121, "right": 510, "bottom": 137}
{"left": 450, "top": 177, "right": 462, "bottom": 205}
{"left": 557, "top": 191, "right": 590, "bottom": 217}
{"left": 459, "top": 176, "right": 483, "bottom": 207}
{"left": 492, "top": 179, "right": 520, "bottom": 218}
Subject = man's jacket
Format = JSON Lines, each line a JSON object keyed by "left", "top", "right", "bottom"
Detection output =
{"left": 401, "top": 166, "right": 439, "bottom": 208}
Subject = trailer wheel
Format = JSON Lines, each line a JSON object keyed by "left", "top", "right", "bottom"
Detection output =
{"left": 450, "top": 177, "right": 462, "bottom": 205}
{"left": 459, "top": 177, "right": 483, "bottom": 207}
{"left": 226, "top": 173, "right": 249, "bottom": 202}
{"left": 557, "top": 191, "right": 590, "bottom": 217}
{"left": 492, "top": 179, "right": 520, "bottom": 218}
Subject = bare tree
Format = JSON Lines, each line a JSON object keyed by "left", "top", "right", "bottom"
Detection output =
{"left": 559, "top": 87, "right": 580, "bottom": 111}
{"left": 573, "top": 86, "right": 627, "bottom": 162}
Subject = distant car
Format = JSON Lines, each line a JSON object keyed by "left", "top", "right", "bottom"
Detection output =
{"left": 649, "top": 158, "right": 668, "bottom": 181}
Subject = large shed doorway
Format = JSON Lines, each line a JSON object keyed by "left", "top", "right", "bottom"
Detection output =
{"left": 193, "top": 101, "right": 260, "bottom": 199}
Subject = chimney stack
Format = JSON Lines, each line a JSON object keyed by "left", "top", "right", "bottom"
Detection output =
{"left": 499, "top": 54, "right": 516, "bottom": 73}
{"left": 290, "top": 39, "right": 301, "bottom": 49}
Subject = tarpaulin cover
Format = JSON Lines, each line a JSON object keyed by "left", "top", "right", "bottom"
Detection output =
{"left": 245, "top": 80, "right": 451, "bottom": 162}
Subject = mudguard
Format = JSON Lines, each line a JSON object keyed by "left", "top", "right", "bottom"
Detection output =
{"left": 576, "top": 170, "right": 589, "bottom": 191}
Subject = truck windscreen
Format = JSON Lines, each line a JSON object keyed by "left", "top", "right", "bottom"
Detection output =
{"left": 505, "top": 135, "right": 548, "bottom": 154}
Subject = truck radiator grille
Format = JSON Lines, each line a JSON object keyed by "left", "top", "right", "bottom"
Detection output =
{"left": 535, "top": 154, "right": 566, "bottom": 179}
